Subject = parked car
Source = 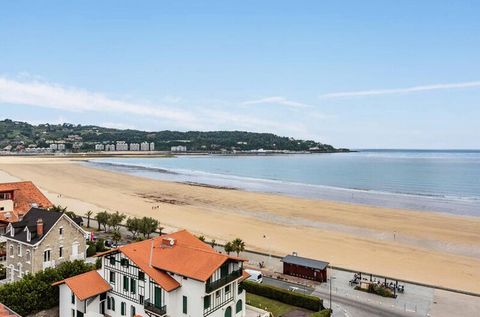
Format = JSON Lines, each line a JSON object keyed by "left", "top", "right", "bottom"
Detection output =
{"left": 245, "top": 269, "right": 263, "bottom": 283}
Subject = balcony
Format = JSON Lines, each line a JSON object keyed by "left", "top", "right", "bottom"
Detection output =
{"left": 42, "top": 260, "right": 55, "bottom": 269}
{"left": 206, "top": 269, "right": 242, "bottom": 293}
{"left": 144, "top": 299, "right": 167, "bottom": 316}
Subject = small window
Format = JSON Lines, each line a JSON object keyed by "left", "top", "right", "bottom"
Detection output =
{"left": 138, "top": 271, "right": 145, "bottom": 281}
{"left": 123, "top": 275, "right": 129, "bottom": 291}
{"left": 215, "top": 290, "right": 220, "bottom": 298}
{"left": 204, "top": 295, "right": 211, "bottom": 309}
{"left": 44, "top": 250, "right": 51, "bottom": 262}
{"left": 130, "top": 278, "right": 136, "bottom": 294}
{"left": 110, "top": 271, "right": 115, "bottom": 284}
{"left": 182, "top": 296, "right": 187, "bottom": 314}
{"left": 17, "top": 245, "right": 21, "bottom": 256}
{"left": 120, "top": 258, "right": 129, "bottom": 267}
{"left": 225, "top": 284, "right": 231, "bottom": 293}
{"left": 59, "top": 247, "right": 63, "bottom": 258}
{"left": 109, "top": 256, "right": 115, "bottom": 265}
{"left": 121, "top": 302, "right": 126, "bottom": 316}
{"left": 139, "top": 295, "right": 144, "bottom": 305}
{"left": 71, "top": 291, "right": 75, "bottom": 304}
{"left": 107, "top": 297, "right": 111, "bottom": 310}
{"left": 59, "top": 227, "right": 64, "bottom": 236}
{"left": 111, "top": 297, "right": 116, "bottom": 311}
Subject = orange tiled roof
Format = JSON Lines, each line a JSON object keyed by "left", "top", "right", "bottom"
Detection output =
{"left": 0, "top": 303, "right": 19, "bottom": 316}
{"left": 0, "top": 181, "right": 53, "bottom": 222}
{"left": 52, "top": 271, "right": 112, "bottom": 301}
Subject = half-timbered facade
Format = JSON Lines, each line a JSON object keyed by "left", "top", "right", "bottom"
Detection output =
{"left": 55, "top": 230, "right": 248, "bottom": 317}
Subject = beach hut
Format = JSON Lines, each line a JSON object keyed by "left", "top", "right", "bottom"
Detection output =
{"left": 281, "top": 254, "right": 329, "bottom": 282}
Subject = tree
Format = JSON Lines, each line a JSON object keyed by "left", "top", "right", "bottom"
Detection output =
{"left": 126, "top": 217, "right": 142, "bottom": 239}
{"left": 95, "top": 211, "right": 110, "bottom": 232}
{"left": 49, "top": 205, "right": 67, "bottom": 213}
{"left": 111, "top": 229, "right": 122, "bottom": 247}
{"left": 224, "top": 242, "right": 234, "bottom": 255}
{"left": 210, "top": 239, "right": 217, "bottom": 248}
{"left": 231, "top": 238, "right": 245, "bottom": 256}
{"left": 86, "top": 210, "right": 93, "bottom": 228}
{"left": 139, "top": 217, "right": 159, "bottom": 238}
{"left": 197, "top": 235, "right": 206, "bottom": 242}
{"left": 107, "top": 211, "right": 126, "bottom": 232}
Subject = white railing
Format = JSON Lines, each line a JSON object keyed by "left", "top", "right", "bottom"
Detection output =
{"left": 43, "top": 260, "right": 56, "bottom": 269}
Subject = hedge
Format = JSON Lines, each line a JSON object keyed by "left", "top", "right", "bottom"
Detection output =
{"left": 310, "top": 309, "right": 332, "bottom": 317}
{"left": 0, "top": 260, "right": 95, "bottom": 316}
{"left": 243, "top": 281, "right": 323, "bottom": 311}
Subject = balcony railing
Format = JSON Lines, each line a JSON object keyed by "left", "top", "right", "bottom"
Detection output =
{"left": 206, "top": 269, "right": 242, "bottom": 293}
{"left": 144, "top": 299, "right": 167, "bottom": 316}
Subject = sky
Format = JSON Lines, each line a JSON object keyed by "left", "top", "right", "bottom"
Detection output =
{"left": 1, "top": 1, "right": 480, "bottom": 149}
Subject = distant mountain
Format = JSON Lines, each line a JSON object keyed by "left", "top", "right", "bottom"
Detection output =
{"left": 0, "top": 119, "right": 349, "bottom": 153}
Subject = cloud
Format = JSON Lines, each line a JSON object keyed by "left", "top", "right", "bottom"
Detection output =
{"left": 319, "top": 81, "right": 480, "bottom": 99}
{"left": 242, "top": 96, "right": 311, "bottom": 108}
{"left": 0, "top": 76, "right": 197, "bottom": 125}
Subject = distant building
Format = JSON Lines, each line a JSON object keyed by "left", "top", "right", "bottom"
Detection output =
{"left": 140, "top": 142, "right": 150, "bottom": 151}
{"left": 95, "top": 144, "right": 105, "bottom": 151}
{"left": 129, "top": 143, "right": 140, "bottom": 151}
{"left": 149, "top": 142, "right": 155, "bottom": 151}
{"left": 57, "top": 143, "right": 66, "bottom": 151}
{"left": 49, "top": 144, "right": 58, "bottom": 151}
{"left": 171, "top": 145, "right": 187, "bottom": 152}
{"left": 4, "top": 208, "right": 87, "bottom": 282}
{"left": 105, "top": 144, "right": 116, "bottom": 151}
{"left": 116, "top": 141, "right": 128, "bottom": 151}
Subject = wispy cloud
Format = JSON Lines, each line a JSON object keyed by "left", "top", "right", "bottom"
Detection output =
{"left": 0, "top": 76, "right": 196, "bottom": 124}
{"left": 319, "top": 81, "right": 480, "bottom": 99}
{"left": 242, "top": 96, "right": 311, "bottom": 108}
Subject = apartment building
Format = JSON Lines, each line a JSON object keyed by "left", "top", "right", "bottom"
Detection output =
{"left": 55, "top": 230, "right": 248, "bottom": 317}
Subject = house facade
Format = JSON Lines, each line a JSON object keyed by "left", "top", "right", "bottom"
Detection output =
{"left": 55, "top": 230, "right": 248, "bottom": 317}
{"left": 4, "top": 208, "right": 87, "bottom": 282}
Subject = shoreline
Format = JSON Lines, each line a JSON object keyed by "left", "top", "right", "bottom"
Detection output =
{"left": 0, "top": 156, "right": 479, "bottom": 293}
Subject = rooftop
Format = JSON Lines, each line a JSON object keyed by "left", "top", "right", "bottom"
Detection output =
{"left": 0, "top": 181, "right": 53, "bottom": 222}
{"left": 52, "top": 271, "right": 112, "bottom": 301}
{"left": 281, "top": 254, "right": 329, "bottom": 270}
{"left": 7, "top": 208, "right": 64, "bottom": 245}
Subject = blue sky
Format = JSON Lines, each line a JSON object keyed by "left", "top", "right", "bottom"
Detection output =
{"left": 1, "top": 1, "right": 479, "bottom": 149}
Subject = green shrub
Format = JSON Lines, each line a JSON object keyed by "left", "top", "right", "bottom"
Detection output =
{"left": 86, "top": 244, "right": 97, "bottom": 257}
{"left": 310, "top": 309, "right": 332, "bottom": 317}
{"left": 95, "top": 238, "right": 107, "bottom": 252}
{"left": 355, "top": 284, "right": 395, "bottom": 298}
{"left": 243, "top": 281, "right": 323, "bottom": 311}
{"left": 0, "top": 260, "right": 94, "bottom": 316}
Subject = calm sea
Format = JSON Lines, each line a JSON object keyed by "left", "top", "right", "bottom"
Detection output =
{"left": 88, "top": 150, "right": 480, "bottom": 216}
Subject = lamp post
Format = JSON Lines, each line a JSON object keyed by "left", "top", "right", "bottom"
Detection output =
{"left": 329, "top": 276, "right": 336, "bottom": 311}
{"left": 263, "top": 234, "right": 271, "bottom": 270}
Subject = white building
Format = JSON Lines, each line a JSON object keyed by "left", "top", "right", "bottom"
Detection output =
{"left": 95, "top": 144, "right": 105, "bottom": 151}
{"left": 171, "top": 145, "right": 187, "bottom": 152}
{"left": 57, "top": 143, "right": 66, "bottom": 151}
{"left": 49, "top": 144, "right": 58, "bottom": 151}
{"left": 105, "top": 144, "right": 116, "bottom": 151}
{"left": 140, "top": 142, "right": 150, "bottom": 151}
{"left": 116, "top": 141, "right": 128, "bottom": 151}
{"left": 150, "top": 142, "right": 155, "bottom": 151}
{"left": 54, "top": 230, "right": 247, "bottom": 317}
{"left": 129, "top": 143, "right": 140, "bottom": 151}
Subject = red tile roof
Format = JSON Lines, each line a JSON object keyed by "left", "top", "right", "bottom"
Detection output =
{"left": 0, "top": 303, "right": 20, "bottom": 317}
{"left": 104, "top": 230, "right": 246, "bottom": 291}
{"left": 0, "top": 181, "right": 53, "bottom": 222}
{"left": 52, "top": 271, "right": 112, "bottom": 301}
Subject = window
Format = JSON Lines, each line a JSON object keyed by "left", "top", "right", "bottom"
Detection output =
{"left": 130, "top": 278, "right": 136, "bottom": 294}
{"left": 121, "top": 302, "right": 126, "bottom": 316}
{"left": 131, "top": 305, "right": 136, "bottom": 317}
{"left": 71, "top": 309, "right": 75, "bottom": 317}
{"left": 139, "top": 295, "right": 144, "bottom": 305}
{"left": 43, "top": 250, "right": 51, "bottom": 262}
{"left": 215, "top": 290, "right": 220, "bottom": 299}
{"left": 71, "top": 291, "right": 75, "bottom": 304}
{"left": 225, "top": 284, "right": 231, "bottom": 294}
{"left": 17, "top": 245, "right": 21, "bottom": 257}
{"left": 138, "top": 271, "right": 145, "bottom": 280}
{"left": 59, "top": 246, "right": 63, "bottom": 258}
{"left": 182, "top": 296, "right": 187, "bottom": 314}
{"left": 9, "top": 245, "right": 13, "bottom": 257}
{"left": 225, "top": 306, "right": 232, "bottom": 317}
{"left": 204, "top": 295, "right": 211, "bottom": 309}
{"left": 120, "top": 258, "right": 129, "bottom": 267}
{"left": 107, "top": 297, "right": 111, "bottom": 310}
{"left": 109, "top": 256, "right": 115, "bottom": 265}
{"left": 123, "top": 275, "right": 129, "bottom": 291}
{"left": 111, "top": 297, "right": 116, "bottom": 311}
{"left": 110, "top": 271, "right": 115, "bottom": 284}
{"left": 59, "top": 227, "right": 64, "bottom": 236}
{"left": 236, "top": 300, "right": 243, "bottom": 313}
{"left": 26, "top": 250, "right": 31, "bottom": 263}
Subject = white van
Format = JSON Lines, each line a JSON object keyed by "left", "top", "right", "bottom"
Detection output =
{"left": 245, "top": 269, "right": 263, "bottom": 283}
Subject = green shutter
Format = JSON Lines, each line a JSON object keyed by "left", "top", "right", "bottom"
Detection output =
{"left": 130, "top": 278, "right": 136, "bottom": 294}
{"left": 204, "top": 295, "right": 211, "bottom": 309}
{"left": 123, "top": 275, "right": 129, "bottom": 291}
{"left": 110, "top": 256, "right": 115, "bottom": 265}
{"left": 182, "top": 296, "right": 187, "bottom": 314}
{"left": 121, "top": 302, "right": 125, "bottom": 315}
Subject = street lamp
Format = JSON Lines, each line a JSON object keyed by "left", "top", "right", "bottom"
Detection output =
{"left": 263, "top": 234, "right": 272, "bottom": 270}
{"left": 328, "top": 276, "right": 336, "bottom": 311}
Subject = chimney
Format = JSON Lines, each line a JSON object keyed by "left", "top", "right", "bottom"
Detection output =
{"left": 37, "top": 218, "right": 44, "bottom": 236}
{"left": 161, "top": 237, "right": 175, "bottom": 247}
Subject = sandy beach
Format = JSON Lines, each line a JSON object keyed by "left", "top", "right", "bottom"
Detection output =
{"left": 1, "top": 156, "right": 479, "bottom": 293}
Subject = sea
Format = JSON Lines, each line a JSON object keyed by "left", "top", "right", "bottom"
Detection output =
{"left": 87, "top": 150, "right": 480, "bottom": 217}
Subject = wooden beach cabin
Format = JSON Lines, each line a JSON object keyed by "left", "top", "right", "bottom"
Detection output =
{"left": 281, "top": 254, "right": 329, "bottom": 282}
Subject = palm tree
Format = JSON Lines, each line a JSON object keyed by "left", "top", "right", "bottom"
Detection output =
{"left": 86, "top": 210, "right": 93, "bottom": 228}
{"left": 49, "top": 205, "right": 67, "bottom": 213}
{"left": 210, "top": 239, "right": 217, "bottom": 248}
{"left": 224, "top": 242, "right": 234, "bottom": 255}
{"left": 231, "top": 238, "right": 245, "bottom": 256}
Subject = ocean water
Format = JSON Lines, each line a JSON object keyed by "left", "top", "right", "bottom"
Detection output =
{"left": 88, "top": 150, "right": 480, "bottom": 216}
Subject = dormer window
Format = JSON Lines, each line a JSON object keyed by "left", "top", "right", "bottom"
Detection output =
{"left": 26, "top": 230, "right": 31, "bottom": 242}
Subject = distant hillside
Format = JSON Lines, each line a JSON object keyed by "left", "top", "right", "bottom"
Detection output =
{"left": 0, "top": 119, "right": 349, "bottom": 153}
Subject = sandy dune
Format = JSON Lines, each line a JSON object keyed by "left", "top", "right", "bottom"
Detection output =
{"left": 0, "top": 156, "right": 479, "bottom": 293}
